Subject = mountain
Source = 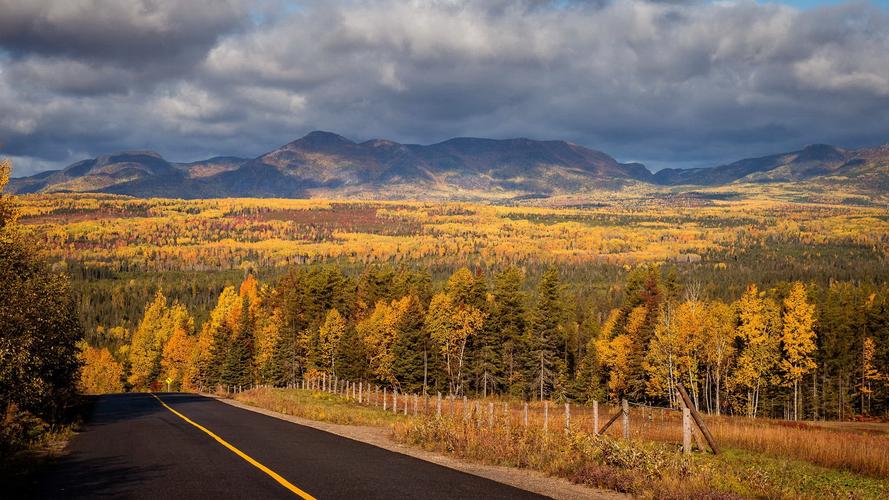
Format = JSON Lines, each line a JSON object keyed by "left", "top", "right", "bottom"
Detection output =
{"left": 9, "top": 151, "right": 180, "bottom": 194}
{"left": 652, "top": 143, "right": 888, "bottom": 188}
{"left": 8, "top": 132, "right": 889, "bottom": 199}
{"left": 8, "top": 131, "right": 653, "bottom": 199}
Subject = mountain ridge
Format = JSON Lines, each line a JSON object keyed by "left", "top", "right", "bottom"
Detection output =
{"left": 9, "top": 132, "right": 889, "bottom": 199}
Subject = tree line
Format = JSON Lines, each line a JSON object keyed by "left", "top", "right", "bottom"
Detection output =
{"left": 82, "top": 262, "right": 889, "bottom": 420}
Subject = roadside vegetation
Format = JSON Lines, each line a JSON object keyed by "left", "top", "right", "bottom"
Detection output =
{"left": 232, "top": 386, "right": 889, "bottom": 499}
{"left": 0, "top": 160, "right": 83, "bottom": 493}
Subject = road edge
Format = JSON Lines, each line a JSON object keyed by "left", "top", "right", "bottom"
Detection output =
{"left": 208, "top": 394, "right": 628, "bottom": 500}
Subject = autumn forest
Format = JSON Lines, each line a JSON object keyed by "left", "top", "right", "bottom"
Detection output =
{"left": 15, "top": 193, "right": 888, "bottom": 421}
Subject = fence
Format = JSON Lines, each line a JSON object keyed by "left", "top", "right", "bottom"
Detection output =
{"left": 216, "top": 375, "right": 717, "bottom": 455}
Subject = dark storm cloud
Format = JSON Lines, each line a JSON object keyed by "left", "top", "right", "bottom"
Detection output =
{"left": 2, "top": 0, "right": 889, "bottom": 176}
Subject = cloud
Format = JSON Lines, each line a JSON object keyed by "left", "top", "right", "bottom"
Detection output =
{"left": 2, "top": 0, "right": 889, "bottom": 176}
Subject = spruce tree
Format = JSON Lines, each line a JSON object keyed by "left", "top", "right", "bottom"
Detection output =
{"left": 221, "top": 297, "right": 254, "bottom": 387}
{"left": 526, "top": 267, "right": 565, "bottom": 400}
{"left": 391, "top": 295, "right": 429, "bottom": 392}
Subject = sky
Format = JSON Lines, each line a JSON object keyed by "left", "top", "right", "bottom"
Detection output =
{"left": 2, "top": 0, "right": 888, "bottom": 176}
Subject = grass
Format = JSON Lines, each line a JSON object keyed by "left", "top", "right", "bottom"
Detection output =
{"left": 232, "top": 388, "right": 889, "bottom": 499}
{"left": 232, "top": 386, "right": 406, "bottom": 427}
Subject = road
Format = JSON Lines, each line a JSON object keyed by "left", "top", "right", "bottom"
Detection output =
{"left": 39, "top": 393, "right": 549, "bottom": 499}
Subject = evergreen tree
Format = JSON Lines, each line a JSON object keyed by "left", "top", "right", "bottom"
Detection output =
{"left": 391, "top": 295, "right": 429, "bottom": 392}
{"left": 490, "top": 267, "right": 528, "bottom": 397}
{"left": 526, "top": 267, "right": 565, "bottom": 400}
{"left": 221, "top": 296, "right": 254, "bottom": 388}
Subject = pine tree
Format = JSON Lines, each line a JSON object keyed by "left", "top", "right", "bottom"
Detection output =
{"left": 526, "top": 267, "right": 565, "bottom": 401}
{"left": 391, "top": 295, "right": 429, "bottom": 392}
{"left": 489, "top": 267, "right": 528, "bottom": 397}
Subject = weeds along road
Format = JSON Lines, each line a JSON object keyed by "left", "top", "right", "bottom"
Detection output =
{"left": 40, "top": 393, "right": 547, "bottom": 500}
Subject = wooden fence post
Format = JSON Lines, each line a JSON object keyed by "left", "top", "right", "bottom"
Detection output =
{"left": 593, "top": 401, "right": 599, "bottom": 435}
{"left": 544, "top": 401, "right": 549, "bottom": 432}
{"left": 436, "top": 392, "right": 442, "bottom": 418}
{"left": 565, "top": 403, "right": 570, "bottom": 433}
{"left": 393, "top": 390, "right": 398, "bottom": 414}
{"left": 523, "top": 402, "right": 529, "bottom": 428}
{"left": 404, "top": 397, "right": 408, "bottom": 416}
{"left": 622, "top": 399, "right": 629, "bottom": 439}
{"left": 383, "top": 387, "right": 387, "bottom": 411}
{"left": 682, "top": 407, "right": 692, "bottom": 454}
{"left": 676, "top": 383, "right": 720, "bottom": 454}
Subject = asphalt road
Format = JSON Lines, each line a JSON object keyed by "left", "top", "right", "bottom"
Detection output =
{"left": 39, "top": 393, "right": 549, "bottom": 499}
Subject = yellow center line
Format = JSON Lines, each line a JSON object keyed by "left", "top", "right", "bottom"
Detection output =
{"left": 150, "top": 393, "right": 316, "bottom": 500}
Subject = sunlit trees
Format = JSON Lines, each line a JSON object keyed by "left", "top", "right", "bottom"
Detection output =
{"left": 318, "top": 309, "right": 346, "bottom": 376}
{"left": 426, "top": 286, "right": 485, "bottom": 396}
{"left": 731, "top": 284, "right": 780, "bottom": 418}
{"left": 702, "top": 300, "right": 735, "bottom": 415}
{"left": 643, "top": 303, "right": 679, "bottom": 406}
{"left": 79, "top": 345, "right": 124, "bottom": 394}
{"left": 195, "top": 286, "right": 240, "bottom": 388}
{"left": 160, "top": 306, "right": 196, "bottom": 391}
{"left": 858, "top": 337, "right": 882, "bottom": 415}
{"left": 780, "top": 282, "right": 817, "bottom": 420}
{"left": 128, "top": 291, "right": 171, "bottom": 389}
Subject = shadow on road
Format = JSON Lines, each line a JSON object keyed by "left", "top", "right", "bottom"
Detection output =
{"left": 38, "top": 455, "right": 169, "bottom": 499}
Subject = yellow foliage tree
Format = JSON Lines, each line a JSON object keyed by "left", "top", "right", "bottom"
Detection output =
{"left": 779, "top": 281, "right": 817, "bottom": 420}
{"left": 161, "top": 308, "right": 197, "bottom": 391}
{"left": 128, "top": 291, "right": 170, "bottom": 389}
{"left": 703, "top": 300, "right": 735, "bottom": 415}
{"left": 79, "top": 345, "right": 124, "bottom": 394}
{"left": 596, "top": 309, "right": 633, "bottom": 400}
{"left": 318, "top": 308, "right": 346, "bottom": 376}
{"left": 425, "top": 292, "right": 484, "bottom": 395}
{"left": 731, "top": 284, "right": 780, "bottom": 418}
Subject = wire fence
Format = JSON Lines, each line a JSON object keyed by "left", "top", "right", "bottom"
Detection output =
{"left": 212, "top": 374, "right": 716, "bottom": 454}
